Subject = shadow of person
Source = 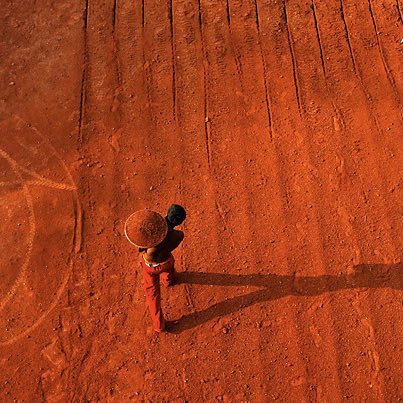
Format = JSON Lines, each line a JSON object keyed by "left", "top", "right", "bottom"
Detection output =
{"left": 168, "top": 263, "right": 402, "bottom": 333}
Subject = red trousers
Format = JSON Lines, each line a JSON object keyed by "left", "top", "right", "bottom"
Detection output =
{"left": 140, "top": 255, "right": 176, "bottom": 332}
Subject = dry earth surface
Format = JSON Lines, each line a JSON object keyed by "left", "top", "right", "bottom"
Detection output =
{"left": 0, "top": 0, "right": 402, "bottom": 401}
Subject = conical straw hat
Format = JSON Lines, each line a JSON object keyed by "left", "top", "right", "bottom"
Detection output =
{"left": 124, "top": 209, "right": 168, "bottom": 248}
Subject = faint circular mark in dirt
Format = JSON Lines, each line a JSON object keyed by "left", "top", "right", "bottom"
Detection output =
{"left": 0, "top": 116, "right": 81, "bottom": 345}
{"left": 0, "top": 149, "right": 36, "bottom": 311}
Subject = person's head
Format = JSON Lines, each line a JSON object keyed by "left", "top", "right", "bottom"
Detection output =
{"left": 166, "top": 204, "right": 186, "bottom": 227}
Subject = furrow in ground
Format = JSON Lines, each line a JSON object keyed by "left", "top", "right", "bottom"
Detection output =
{"left": 398, "top": 0, "right": 403, "bottom": 21}
{"left": 67, "top": 0, "right": 155, "bottom": 399}
{"left": 370, "top": 0, "right": 403, "bottom": 96}
{"left": 130, "top": 0, "right": 227, "bottom": 400}
{"left": 294, "top": 0, "right": 398, "bottom": 399}
{"left": 312, "top": 4, "right": 402, "bottom": 250}
{"left": 340, "top": 1, "right": 401, "bottom": 130}
{"left": 78, "top": 0, "right": 89, "bottom": 145}
{"left": 311, "top": 2, "right": 403, "bottom": 399}
{"left": 259, "top": 1, "right": 352, "bottom": 400}
{"left": 367, "top": 0, "right": 400, "bottom": 100}
{"left": 68, "top": 0, "right": 125, "bottom": 399}
{"left": 134, "top": 0, "right": 190, "bottom": 399}
{"left": 229, "top": 1, "right": 315, "bottom": 400}
{"left": 171, "top": 1, "right": 267, "bottom": 399}
{"left": 283, "top": 1, "right": 400, "bottom": 400}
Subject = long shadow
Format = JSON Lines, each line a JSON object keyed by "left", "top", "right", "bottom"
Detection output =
{"left": 169, "top": 263, "right": 402, "bottom": 333}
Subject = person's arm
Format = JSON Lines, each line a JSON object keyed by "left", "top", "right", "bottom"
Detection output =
{"left": 167, "top": 229, "right": 184, "bottom": 252}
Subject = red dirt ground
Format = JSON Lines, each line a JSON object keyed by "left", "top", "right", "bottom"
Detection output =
{"left": 0, "top": 0, "right": 402, "bottom": 401}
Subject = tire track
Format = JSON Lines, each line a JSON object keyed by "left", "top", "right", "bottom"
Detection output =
{"left": 168, "top": 0, "right": 177, "bottom": 120}
{"left": 228, "top": 1, "right": 311, "bottom": 400}
{"left": 112, "top": 0, "right": 117, "bottom": 29}
{"left": 174, "top": 4, "right": 274, "bottom": 400}
{"left": 174, "top": 0, "right": 219, "bottom": 323}
{"left": 115, "top": 4, "right": 161, "bottom": 396}
{"left": 77, "top": 0, "right": 169, "bottom": 393}
{"left": 257, "top": 2, "right": 331, "bottom": 398}
{"left": 339, "top": 0, "right": 360, "bottom": 77}
{"left": 139, "top": 0, "right": 187, "bottom": 352}
{"left": 372, "top": 0, "right": 403, "bottom": 96}
{"left": 254, "top": 0, "right": 273, "bottom": 141}
{"left": 335, "top": 1, "right": 402, "bottom": 241}
{"left": 367, "top": 0, "right": 399, "bottom": 100}
{"left": 142, "top": 1, "right": 176, "bottom": 129}
{"left": 78, "top": 0, "right": 89, "bottom": 145}
{"left": 141, "top": 0, "right": 145, "bottom": 28}
{"left": 311, "top": 0, "right": 345, "bottom": 130}
{"left": 197, "top": 1, "right": 213, "bottom": 170}
{"left": 314, "top": 0, "right": 401, "bottom": 251}
{"left": 338, "top": 0, "right": 384, "bottom": 121}
{"left": 282, "top": 0, "right": 303, "bottom": 116}
{"left": 63, "top": 0, "right": 134, "bottom": 398}
{"left": 334, "top": 0, "right": 401, "bottom": 247}
{"left": 294, "top": 11, "right": 392, "bottom": 397}
{"left": 198, "top": 3, "right": 253, "bottom": 270}
{"left": 138, "top": 1, "right": 225, "bottom": 398}
{"left": 225, "top": 1, "right": 243, "bottom": 81}
{"left": 296, "top": 1, "right": 401, "bottom": 399}
{"left": 338, "top": 0, "right": 395, "bottom": 155}
{"left": 129, "top": 2, "right": 209, "bottom": 398}
{"left": 340, "top": 0, "right": 401, "bottom": 117}
{"left": 139, "top": 2, "right": 180, "bottom": 196}
{"left": 310, "top": 0, "right": 400, "bottom": 252}
{"left": 225, "top": 0, "right": 231, "bottom": 25}
{"left": 197, "top": 3, "right": 269, "bottom": 398}
{"left": 311, "top": 1, "right": 326, "bottom": 74}
{"left": 232, "top": 3, "right": 312, "bottom": 400}
{"left": 199, "top": 0, "right": 259, "bottom": 277}
{"left": 260, "top": 1, "right": 346, "bottom": 400}
{"left": 397, "top": 0, "right": 403, "bottom": 22}
{"left": 111, "top": 0, "right": 122, "bottom": 113}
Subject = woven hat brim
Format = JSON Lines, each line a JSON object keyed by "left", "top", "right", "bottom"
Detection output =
{"left": 124, "top": 210, "right": 168, "bottom": 248}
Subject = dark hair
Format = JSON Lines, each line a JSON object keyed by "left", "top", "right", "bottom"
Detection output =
{"left": 166, "top": 204, "right": 186, "bottom": 227}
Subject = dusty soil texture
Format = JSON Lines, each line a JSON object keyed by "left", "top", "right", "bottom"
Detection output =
{"left": 0, "top": 0, "right": 402, "bottom": 401}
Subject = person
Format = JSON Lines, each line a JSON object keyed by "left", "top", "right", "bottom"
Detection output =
{"left": 124, "top": 204, "right": 186, "bottom": 332}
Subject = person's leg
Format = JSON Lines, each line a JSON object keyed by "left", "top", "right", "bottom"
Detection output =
{"left": 141, "top": 263, "right": 165, "bottom": 332}
{"left": 160, "top": 255, "right": 176, "bottom": 287}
